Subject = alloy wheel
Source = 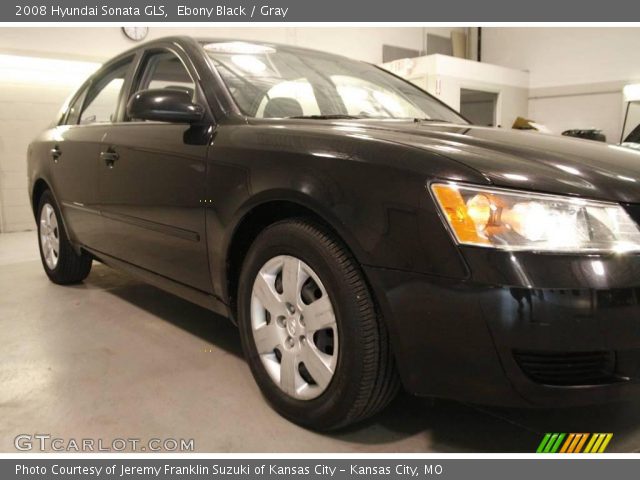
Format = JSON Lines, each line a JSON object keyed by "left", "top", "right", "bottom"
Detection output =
{"left": 39, "top": 203, "right": 60, "bottom": 270}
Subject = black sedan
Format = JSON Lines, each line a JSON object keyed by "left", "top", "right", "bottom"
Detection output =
{"left": 27, "top": 36, "right": 640, "bottom": 430}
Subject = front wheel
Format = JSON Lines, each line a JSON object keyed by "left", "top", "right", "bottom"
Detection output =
{"left": 237, "top": 219, "right": 399, "bottom": 430}
{"left": 37, "top": 190, "right": 92, "bottom": 284}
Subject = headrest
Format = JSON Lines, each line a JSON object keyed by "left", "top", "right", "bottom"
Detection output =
{"left": 263, "top": 97, "right": 303, "bottom": 118}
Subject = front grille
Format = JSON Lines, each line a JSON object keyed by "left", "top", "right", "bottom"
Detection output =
{"left": 513, "top": 350, "right": 617, "bottom": 386}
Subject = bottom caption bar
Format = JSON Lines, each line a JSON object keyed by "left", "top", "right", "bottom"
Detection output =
{"left": 4, "top": 459, "right": 638, "bottom": 480}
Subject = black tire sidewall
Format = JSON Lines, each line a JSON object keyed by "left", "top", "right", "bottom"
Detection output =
{"left": 238, "top": 222, "right": 371, "bottom": 430}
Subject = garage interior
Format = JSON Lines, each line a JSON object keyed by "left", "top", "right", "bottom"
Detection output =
{"left": 2, "top": 27, "right": 640, "bottom": 452}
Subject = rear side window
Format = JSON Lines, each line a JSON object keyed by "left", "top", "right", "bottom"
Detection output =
{"left": 79, "top": 57, "right": 134, "bottom": 125}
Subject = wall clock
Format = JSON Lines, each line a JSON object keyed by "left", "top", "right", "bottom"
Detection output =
{"left": 122, "top": 27, "right": 149, "bottom": 42}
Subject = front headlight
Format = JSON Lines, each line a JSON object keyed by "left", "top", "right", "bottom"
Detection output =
{"left": 430, "top": 182, "right": 640, "bottom": 252}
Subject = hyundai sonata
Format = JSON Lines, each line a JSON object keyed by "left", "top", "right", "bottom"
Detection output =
{"left": 27, "top": 37, "right": 640, "bottom": 430}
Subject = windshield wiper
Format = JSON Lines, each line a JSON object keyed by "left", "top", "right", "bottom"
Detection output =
{"left": 414, "top": 118, "right": 453, "bottom": 123}
{"left": 287, "top": 114, "right": 363, "bottom": 120}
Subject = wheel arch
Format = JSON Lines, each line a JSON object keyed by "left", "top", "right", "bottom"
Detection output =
{"left": 30, "top": 177, "right": 81, "bottom": 255}
{"left": 31, "top": 178, "right": 52, "bottom": 218}
{"left": 222, "top": 196, "right": 369, "bottom": 319}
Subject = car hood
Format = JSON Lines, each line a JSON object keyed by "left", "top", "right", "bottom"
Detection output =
{"left": 267, "top": 119, "right": 640, "bottom": 204}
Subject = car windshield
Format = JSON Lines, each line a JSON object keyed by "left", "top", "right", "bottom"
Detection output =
{"left": 202, "top": 41, "right": 466, "bottom": 122}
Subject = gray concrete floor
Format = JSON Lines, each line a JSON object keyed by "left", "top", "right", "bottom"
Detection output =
{"left": 2, "top": 230, "right": 640, "bottom": 453}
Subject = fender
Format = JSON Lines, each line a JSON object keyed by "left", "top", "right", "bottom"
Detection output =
{"left": 210, "top": 187, "right": 370, "bottom": 304}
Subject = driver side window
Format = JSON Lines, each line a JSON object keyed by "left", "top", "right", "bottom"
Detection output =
{"left": 79, "top": 58, "right": 133, "bottom": 125}
{"left": 127, "top": 50, "right": 196, "bottom": 123}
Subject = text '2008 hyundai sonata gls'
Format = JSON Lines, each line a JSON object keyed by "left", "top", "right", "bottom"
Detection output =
{"left": 27, "top": 36, "right": 640, "bottom": 430}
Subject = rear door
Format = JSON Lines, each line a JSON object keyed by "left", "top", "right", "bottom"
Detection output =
{"left": 49, "top": 56, "right": 135, "bottom": 249}
{"left": 96, "top": 46, "right": 214, "bottom": 293}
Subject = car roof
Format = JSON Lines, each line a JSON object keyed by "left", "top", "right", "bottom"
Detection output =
{"left": 108, "top": 35, "right": 362, "bottom": 66}
{"left": 194, "top": 37, "right": 357, "bottom": 59}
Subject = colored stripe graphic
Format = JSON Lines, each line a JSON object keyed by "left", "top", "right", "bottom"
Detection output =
{"left": 566, "top": 433, "right": 579, "bottom": 453}
{"left": 550, "top": 433, "right": 566, "bottom": 453}
{"left": 574, "top": 433, "right": 589, "bottom": 453}
{"left": 598, "top": 433, "right": 614, "bottom": 453}
{"left": 584, "top": 434, "right": 599, "bottom": 453}
{"left": 536, "top": 433, "right": 552, "bottom": 453}
{"left": 537, "top": 433, "right": 613, "bottom": 453}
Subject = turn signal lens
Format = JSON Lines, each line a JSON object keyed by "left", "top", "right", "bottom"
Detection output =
{"left": 431, "top": 184, "right": 489, "bottom": 244}
{"left": 430, "top": 182, "right": 640, "bottom": 252}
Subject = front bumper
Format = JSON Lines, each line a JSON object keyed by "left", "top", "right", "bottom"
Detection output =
{"left": 365, "top": 248, "right": 640, "bottom": 407}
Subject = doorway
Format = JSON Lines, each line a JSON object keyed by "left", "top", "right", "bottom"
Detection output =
{"left": 460, "top": 89, "right": 498, "bottom": 126}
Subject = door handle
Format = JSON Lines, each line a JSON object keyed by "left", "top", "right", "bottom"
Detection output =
{"left": 100, "top": 149, "right": 119, "bottom": 168}
{"left": 50, "top": 146, "right": 61, "bottom": 163}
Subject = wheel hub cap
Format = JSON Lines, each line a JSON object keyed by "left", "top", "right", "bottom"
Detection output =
{"left": 39, "top": 203, "right": 60, "bottom": 270}
{"left": 250, "top": 255, "right": 338, "bottom": 400}
{"left": 285, "top": 314, "right": 301, "bottom": 337}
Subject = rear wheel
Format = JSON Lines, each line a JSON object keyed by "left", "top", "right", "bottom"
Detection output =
{"left": 37, "top": 190, "right": 92, "bottom": 284}
{"left": 237, "top": 219, "right": 399, "bottom": 430}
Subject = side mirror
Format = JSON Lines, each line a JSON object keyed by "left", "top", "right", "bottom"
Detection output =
{"left": 127, "top": 88, "right": 204, "bottom": 123}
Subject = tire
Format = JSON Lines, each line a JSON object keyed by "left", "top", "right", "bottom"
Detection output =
{"left": 37, "top": 190, "right": 92, "bottom": 284}
{"left": 237, "top": 218, "right": 399, "bottom": 430}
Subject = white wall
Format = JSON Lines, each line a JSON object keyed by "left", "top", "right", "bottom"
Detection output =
{"left": 482, "top": 27, "right": 640, "bottom": 141}
{"left": 0, "top": 26, "right": 435, "bottom": 232}
{"left": 528, "top": 91, "right": 626, "bottom": 143}
{"left": 482, "top": 27, "right": 640, "bottom": 88}
{"left": 0, "top": 55, "right": 100, "bottom": 232}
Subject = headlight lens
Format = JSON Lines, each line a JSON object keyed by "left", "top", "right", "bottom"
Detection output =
{"left": 431, "top": 183, "right": 640, "bottom": 252}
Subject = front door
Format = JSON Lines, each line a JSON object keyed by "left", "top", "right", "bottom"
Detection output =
{"left": 96, "top": 49, "right": 213, "bottom": 293}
